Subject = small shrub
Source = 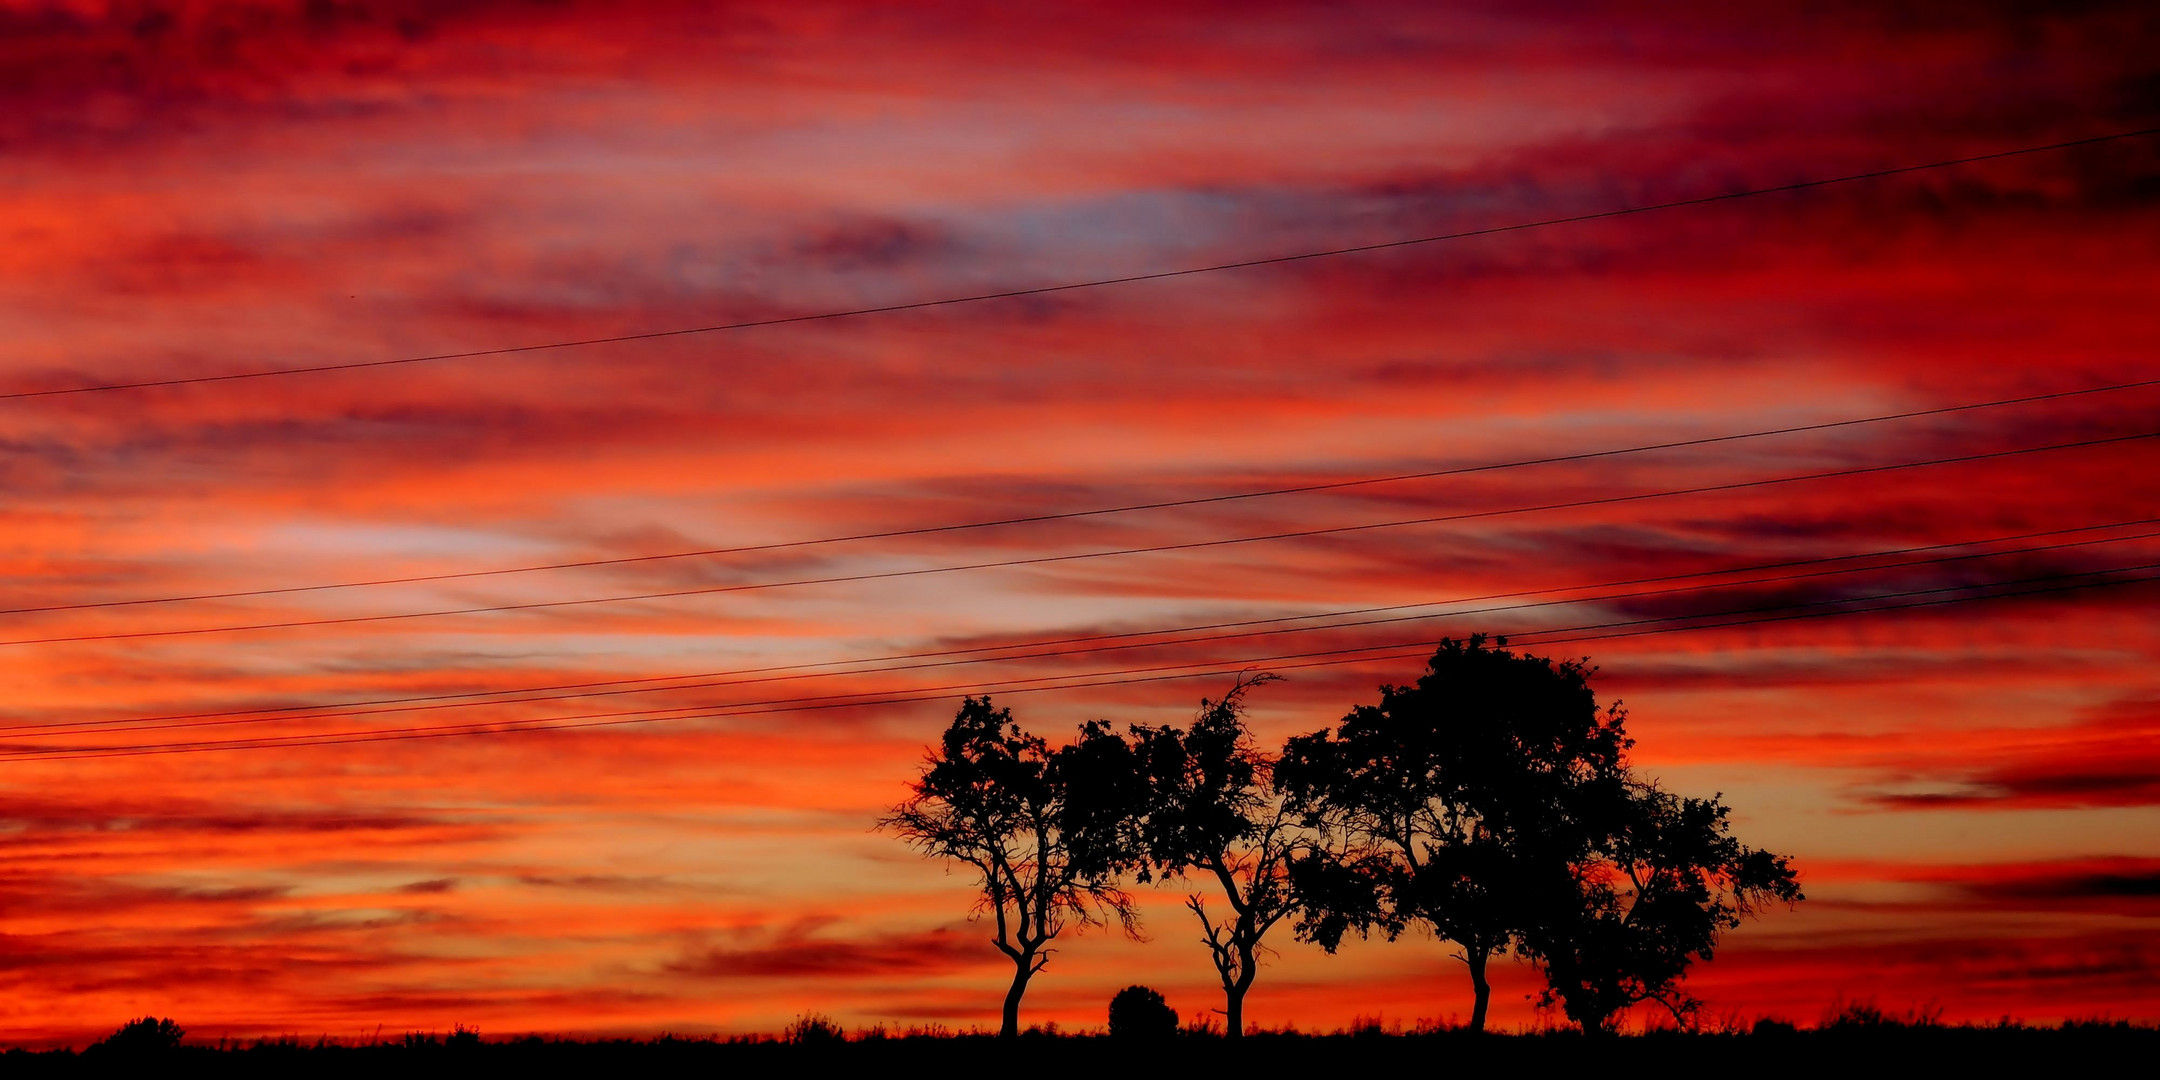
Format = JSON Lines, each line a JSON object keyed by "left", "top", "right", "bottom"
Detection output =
{"left": 1821, "top": 998, "right": 1944, "bottom": 1032}
{"left": 1107, "top": 985, "right": 1179, "bottom": 1040}
{"left": 1345, "top": 1014, "right": 1396, "bottom": 1038}
{"left": 91, "top": 1017, "right": 185, "bottom": 1054}
{"left": 783, "top": 1013, "right": 845, "bottom": 1046}
{"left": 1821, "top": 998, "right": 1889, "bottom": 1030}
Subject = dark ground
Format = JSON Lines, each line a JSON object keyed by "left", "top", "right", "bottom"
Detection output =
{"left": 9, "top": 1024, "right": 2157, "bottom": 1078}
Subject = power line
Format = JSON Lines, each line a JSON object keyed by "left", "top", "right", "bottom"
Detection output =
{"left": 36, "top": 515, "right": 2149, "bottom": 734}
{"left": 8, "top": 427, "right": 2150, "bottom": 647}
{"left": 11, "top": 562, "right": 2152, "bottom": 762}
{"left": 15, "top": 559, "right": 2156, "bottom": 753}
{"left": 12, "top": 522, "right": 2152, "bottom": 740}
{"left": 6, "top": 128, "right": 2153, "bottom": 405}
{"left": 10, "top": 376, "right": 2156, "bottom": 618}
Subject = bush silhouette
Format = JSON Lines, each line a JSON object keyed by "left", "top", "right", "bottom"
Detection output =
{"left": 1107, "top": 986, "right": 1179, "bottom": 1040}
{"left": 91, "top": 1016, "right": 185, "bottom": 1054}
{"left": 783, "top": 1013, "right": 846, "bottom": 1045}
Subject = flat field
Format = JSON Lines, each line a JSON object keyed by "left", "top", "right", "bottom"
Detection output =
{"left": 8, "top": 1025, "right": 2155, "bottom": 1078}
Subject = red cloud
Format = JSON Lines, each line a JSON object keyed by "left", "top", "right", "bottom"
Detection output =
{"left": 667, "top": 921, "right": 991, "bottom": 980}
{"left": 1863, "top": 700, "right": 2160, "bottom": 810}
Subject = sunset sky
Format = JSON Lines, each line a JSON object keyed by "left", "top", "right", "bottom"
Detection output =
{"left": 2, "top": 0, "right": 2158, "bottom": 1045}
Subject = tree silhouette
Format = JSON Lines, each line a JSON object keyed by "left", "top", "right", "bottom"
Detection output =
{"left": 1128, "top": 675, "right": 1301, "bottom": 1038}
{"left": 1106, "top": 985, "right": 1180, "bottom": 1040}
{"left": 1276, "top": 636, "right": 1630, "bottom": 1031}
{"left": 1517, "top": 781, "right": 1802, "bottom": 1033}
{"left": 881, "top": 697, "right": 1141, "bottom": 1037}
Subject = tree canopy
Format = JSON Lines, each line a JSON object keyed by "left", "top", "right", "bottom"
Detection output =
{"left": 1517, "top": 782, "right": 1803, "bottom": 1033}
{"left": 1127, "top": 675, "right": 1302, "bottom": 1037}
{"left": 1276, "top": 635, "right": 1631, "bottom": 1031}
{"left": 880, "top": 696, "right": 1142, "bottom": 1037}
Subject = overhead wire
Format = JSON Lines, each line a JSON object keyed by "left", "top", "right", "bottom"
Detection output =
{"left": 4, "top": 127, "right": 2151, "bottom": 403}
{"left": 7, "top": 428, "right": 2153, "bottom": 647}
{"left": 22, "top": 514, "right": 2148, "bottom": 734}
{"left": 6, "top": 130, "right": 2153, "bottom": 760}
{"left": 7, "top": 375, "right": 2155, "bottom": 617}
{"left": 8, "top": 520, "right": 2154, "bottom": 740}
{"left": 10, "top": 560, "right": 2153, "bottom": 762}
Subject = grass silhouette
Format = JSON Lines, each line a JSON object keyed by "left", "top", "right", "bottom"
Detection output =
{"left": 8, "top": 1012, "right": 2152, "bottom": 1077}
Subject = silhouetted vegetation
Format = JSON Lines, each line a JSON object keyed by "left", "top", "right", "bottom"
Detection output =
{"left": 880, "top": 697, "right": 1143, "bottom": 1037}
{"left": 8, "top": 1017, "right": 2157, "bottom": 1078}
{"left": 1106, "top": 985, "right": 1180, "bottom": 1040}
{"left": 1279, "top": 636, "right": 1637, "bottom": 1031}
{"left": 1519, "top": 781, "right": 1803, "bottom": 1033}
{"left": 85, "top": 1017, "right": 184, "bottom": 1057}
{"left": 783, "top": 1014, "right": 847, "bottom": 1046}
{"left": 888, "top": 638, "right": 1801, "bottom": 1036}
{"left": 1126, "top": 674, "right": 1302, "bottom": 1037}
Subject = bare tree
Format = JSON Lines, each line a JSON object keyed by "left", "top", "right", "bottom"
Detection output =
{"left": 1131, "top": 675, "right": 1302, "bottom": 1038}
{"left": 881, "top": 696, "right": 1141, "bottom": 1037}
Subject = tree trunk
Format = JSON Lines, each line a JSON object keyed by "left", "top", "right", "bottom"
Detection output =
{"left": 1000, "top": 954, "right": 1034, "bottom": 1038}
{"left": 1466, "top": 946, "right": 1491, "bottom": 1033}
{"left": 1221, "top": 931, "right": 1260, "bottom": 1038}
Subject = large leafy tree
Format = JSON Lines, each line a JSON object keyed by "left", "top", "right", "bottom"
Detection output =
{"left": 1517, "top": 782, "right": 1802, "bottom": 1033}
{"left": 881, "top": 697, "right": 1142, "bottom": 1037}
{"left": 1276, "top": 636, "right": 1630, "bottom": 1031}
{"left": 1128, "top": 676, "right": 1302, "bottom": 1038}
